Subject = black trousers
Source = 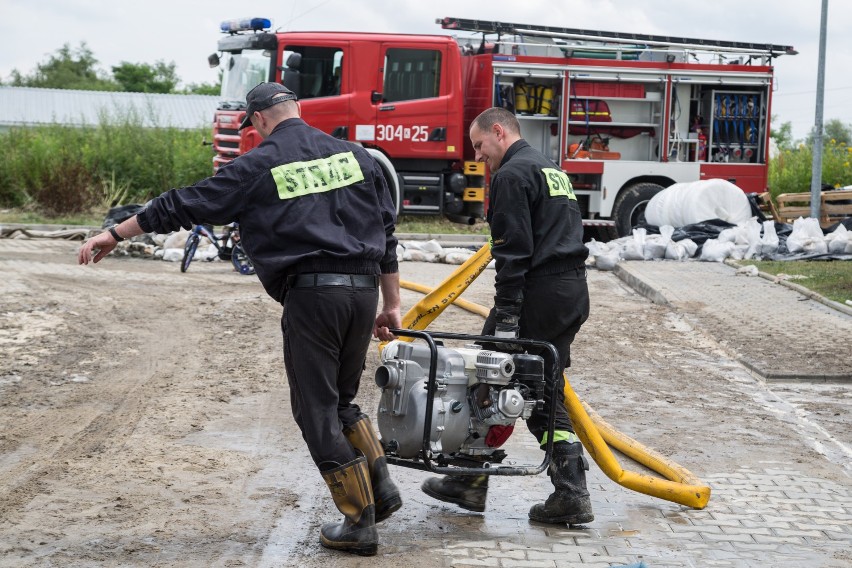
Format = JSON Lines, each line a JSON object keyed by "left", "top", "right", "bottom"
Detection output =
{"left": 281, "top": 281, "right": 379, "bottom": 470}
{"left": 482, "top": 267, "right": 590, "bottom": 442}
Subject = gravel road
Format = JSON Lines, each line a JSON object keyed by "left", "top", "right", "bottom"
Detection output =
{"left": 1, "top": 238, "right": 848, "bottom": 567}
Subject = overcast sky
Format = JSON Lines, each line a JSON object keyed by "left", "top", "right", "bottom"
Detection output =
{"left": 1, "top": 0, "right": 849, "bottom": 140}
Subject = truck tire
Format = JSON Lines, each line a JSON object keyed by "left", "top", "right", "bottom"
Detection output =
{"left": 364, "top": 148, "right": 401, "bottom": 215}
{"left": 612, "top": 182, "right": 664, "bottom": 237}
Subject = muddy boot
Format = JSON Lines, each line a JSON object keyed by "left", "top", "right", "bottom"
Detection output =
{"left": 344, "top": 417, "right": 402, "bottom": 523}
{"left": 529, "top": 442, "right": 594, "bottom": 525}
{"left": 421, "top": 474, "right": 489, "bottom": 512}
{"left": 320, "top": 456, "right": 378, "bottom": 556}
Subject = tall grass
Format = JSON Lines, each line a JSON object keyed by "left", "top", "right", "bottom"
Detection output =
{"left": 769, "top": 139, "right": 852, "bottom": 198}
{"left": 0, "top": 110, "right": 213, "bottom": 215}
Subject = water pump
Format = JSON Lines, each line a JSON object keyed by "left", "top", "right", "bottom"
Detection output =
{"left": 374, "top": 330, "right": 556, "bottom": 475}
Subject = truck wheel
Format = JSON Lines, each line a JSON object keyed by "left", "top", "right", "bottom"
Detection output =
{"left": 364, "top": 148, "right": 401, "bottom": 215}
{"left": 612, "top": 182, "right": 664, "bottom": 237}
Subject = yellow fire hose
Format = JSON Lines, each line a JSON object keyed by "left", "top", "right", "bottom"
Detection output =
{"left": 396, "top": 243, "right": 711, "bottom": 509}
{"left": 399, "top": 243, "right": 493, "bottom": 334}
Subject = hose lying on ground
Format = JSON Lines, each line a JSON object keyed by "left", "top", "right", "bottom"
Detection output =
{"left": 397, "top": 243, "right": 711, "bottom": 509}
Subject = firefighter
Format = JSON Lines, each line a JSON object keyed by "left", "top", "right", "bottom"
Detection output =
{"left": 421, "top": 107, "right": 593, "bottom": 525}
{"left": 78, "top": 82, "right": 402, "bottom": 556}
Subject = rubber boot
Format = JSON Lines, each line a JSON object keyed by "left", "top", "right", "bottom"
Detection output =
{"left": 421, "top": 474, "right": 489, "bottom": 512}
{"left": 320, "top": 456, "right": 378, "bottom": 556}
{"left": 344, "top": 417, "right": 402, "bottom": 522}
{"left": 528, "top": 442, "right": 594, "bottom": 525}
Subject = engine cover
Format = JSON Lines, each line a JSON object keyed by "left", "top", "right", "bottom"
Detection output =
{"left": 375, "top": 340, "right": 542, "bottom": 459}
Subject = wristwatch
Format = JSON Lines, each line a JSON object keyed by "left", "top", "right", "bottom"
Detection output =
{"left": 107, "top": 225, "right": 125, "bottom": 242}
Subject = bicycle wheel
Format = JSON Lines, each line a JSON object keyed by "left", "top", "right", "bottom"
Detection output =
{"left": 231, "top": 243, "right": 255, "bottom": 275}
{"left": 181, "top": 234, "right": 200, "bottom": 273}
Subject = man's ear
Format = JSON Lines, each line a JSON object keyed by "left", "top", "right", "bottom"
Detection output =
{"left": 492, "top": 122, "right": 505, "bottom": 141}
{"left": 295, "top": 101, "right": 302, "bottom": 118}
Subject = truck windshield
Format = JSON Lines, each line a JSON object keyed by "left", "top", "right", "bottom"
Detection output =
{"left": 220, "top": 50, "right": 272, "bottom": 103}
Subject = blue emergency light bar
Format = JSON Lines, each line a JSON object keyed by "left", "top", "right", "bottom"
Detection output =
{"left": 220, "top": 18, "right": 272, "bottom": 33}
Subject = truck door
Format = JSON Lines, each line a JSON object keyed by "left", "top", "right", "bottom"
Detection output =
{"left": 373, "top": 43, "right": 449, "bottom": 160}
{"left": 279, "top": 42, "right": 349, "bottom": 138}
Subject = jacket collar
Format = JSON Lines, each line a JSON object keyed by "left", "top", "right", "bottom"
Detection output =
{"left": 499, "top": 139, "right": 529, "bottom": 169}
{"left": 270, "top": 117, "right": 306, "bottom": 135}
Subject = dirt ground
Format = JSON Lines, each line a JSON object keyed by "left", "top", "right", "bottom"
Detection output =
{"left": 0, "top": 238, "right": 849, "bottom": 567}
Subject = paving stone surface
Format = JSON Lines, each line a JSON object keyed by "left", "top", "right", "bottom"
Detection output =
{"left": 615, "top": 260, "right": 852, "bottom": 380}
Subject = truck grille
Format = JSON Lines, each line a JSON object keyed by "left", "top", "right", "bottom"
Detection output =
{"left": 215, "top": 127, "right": 240, "bottom": 151}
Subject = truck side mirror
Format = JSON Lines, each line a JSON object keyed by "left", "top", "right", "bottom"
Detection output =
{"left": 208, "top": 53, "right": 220, "bottom": 68}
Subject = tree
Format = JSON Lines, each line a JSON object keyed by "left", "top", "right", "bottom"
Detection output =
{"left": 806, "top": 118, "right": 852, "bottom": 147}
{"left": 112, "top": 60, "right": 179, "bottom": 93}
{"left": 183, "top": 81, "right": 221, "bottom": 96}
{"left": 10, "top": 43, "right": 116, "bottom": 91}
{"left": 770, "top": 117, "right": 795, "bottom": 151}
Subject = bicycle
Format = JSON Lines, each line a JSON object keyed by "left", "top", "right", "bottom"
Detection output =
{"left": 180, "top": 223, "right": 255, "bottom": 275}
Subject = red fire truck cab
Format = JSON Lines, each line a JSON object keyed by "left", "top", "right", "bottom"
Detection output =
{"left": 210, "top": 17, "right": 795, "bottom": 236}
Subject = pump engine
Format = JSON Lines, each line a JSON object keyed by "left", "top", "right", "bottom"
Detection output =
{"left": 375, "top": 340, "right": 546, "bottom": 461}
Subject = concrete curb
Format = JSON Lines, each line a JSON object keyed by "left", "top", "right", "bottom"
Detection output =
{"left": 613, "top": 263, "right": 671, "bottom": 306}
{"left": 0, "top": 222, "right": 100, "bottom": 232}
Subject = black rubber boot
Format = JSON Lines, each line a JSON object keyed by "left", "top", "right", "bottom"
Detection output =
{"left": 421, "top": 474, "right": 489, "bottom": 512}
{"left": 320, "top": 456, "right": 378, "bottom": 556}
{"left": 344, "top": 417, "right": 402, "bottom": 523}
{"left": 529, "top": 442, "right": 594, "bottom": 525}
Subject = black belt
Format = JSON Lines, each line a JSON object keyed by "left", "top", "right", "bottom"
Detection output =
{"left": 288, "top": 273, "right": 378, "bottom": 288}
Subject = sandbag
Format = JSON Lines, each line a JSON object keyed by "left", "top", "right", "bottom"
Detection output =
{"left": 102, "top": 204, "right": 145, "bottom": 228}
{"left": 645, "top": 179, "right": 752, "bottom": 228}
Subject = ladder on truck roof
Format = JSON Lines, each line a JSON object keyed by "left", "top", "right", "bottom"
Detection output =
{"left": 438, "top": 16, "right": 797, "bottom": 61}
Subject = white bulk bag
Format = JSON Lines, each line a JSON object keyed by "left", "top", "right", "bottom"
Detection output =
{"left": 645, "top": 179, "right": 752, "bottom": 228}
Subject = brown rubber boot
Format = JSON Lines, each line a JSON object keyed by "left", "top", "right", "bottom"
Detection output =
{"left": 421, "top": 474, "right": 489, "bottom": 512}
{"left": 344, "top": 417, "right": 402, "bottom": 522}
{"left": 529, "top": 442, "right": 594, "bottom": 525}
{"left": 320, "top": 456, "right": 378, "bottom": 556}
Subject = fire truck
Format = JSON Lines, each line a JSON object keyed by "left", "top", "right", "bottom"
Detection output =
{"left": 209, "top": 16, "right": 795, "bottom": 236}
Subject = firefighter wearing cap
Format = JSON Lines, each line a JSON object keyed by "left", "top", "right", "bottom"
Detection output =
{"left": 420, "top": 107, "right": 594, "bottom": 526}
{"left": 78, "top": 82, "right": 402, "bottom": 556}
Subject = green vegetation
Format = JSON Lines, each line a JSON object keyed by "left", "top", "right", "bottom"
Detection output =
{"left": 396, "top": 215, "right": 489, "bottom": 235}
{"left": 738, "top": 260, "right": 852, "bottom": 305}
{"left": 768, "top": 119, "right": 852, "bottom": 198}
{"left": 0, "top": 117, "right": 212, "bottom": 215}
{"left": 5, "top": 42, "right": 220, "bottom": 95}
{"left": 112, "top": 61, "right": 179, "bottom": 94}
{"left": 0, "top": 209, "right": 106, "bottom": 227}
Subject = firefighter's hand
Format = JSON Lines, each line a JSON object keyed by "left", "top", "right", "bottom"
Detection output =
{"left": 374, "top": 307, "right": 401, "bottom": 342}
{"left": 78, "top": 231, "right": 118, "bottom": 265}
{"left": 493, "top": 327, "right": 522, "bottom": 353}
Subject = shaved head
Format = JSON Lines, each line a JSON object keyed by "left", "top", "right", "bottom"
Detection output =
{"left": 471, "top": 107, "right": 521, "bottom": 137}
{"left": 469, "top": 107, "right": 523, "bottom": 172}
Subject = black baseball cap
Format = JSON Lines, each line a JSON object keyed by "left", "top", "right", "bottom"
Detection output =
{"left": 239, "top": 82, "right": 298, "bottom": 130}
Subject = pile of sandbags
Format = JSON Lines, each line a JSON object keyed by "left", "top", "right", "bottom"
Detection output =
{"left": 587, "top": 216, "right": 852, "bottom": 270}
{"left": 397, "top": 240, "right": 493, "bottom": 267}
{"left": 585, "top": 217, "right": 811, "bottom": 269}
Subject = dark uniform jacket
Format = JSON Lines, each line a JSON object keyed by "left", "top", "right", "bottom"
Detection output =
{"left": 488, "top": 139, "right": 588, "bottom": 309}
{"left": 137, "top": 118, "right": 398, "bottom": 302}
